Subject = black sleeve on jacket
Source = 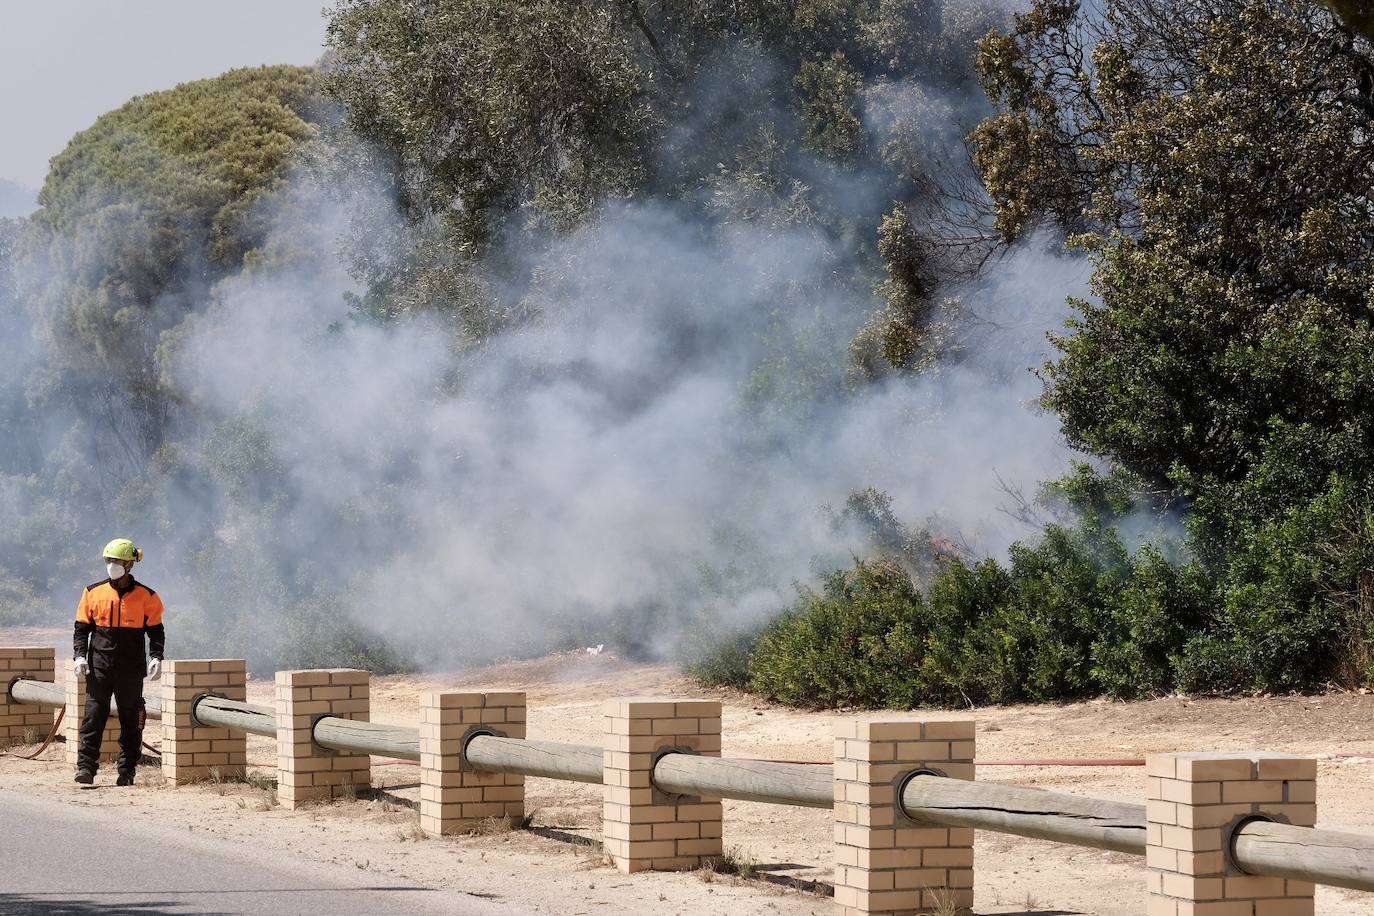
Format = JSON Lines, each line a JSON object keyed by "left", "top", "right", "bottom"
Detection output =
{"left": 74, "top": 619, "right": 91, "bottom": 659}
{"left": 145, "top": 622, "right": 165, "bottom": 660}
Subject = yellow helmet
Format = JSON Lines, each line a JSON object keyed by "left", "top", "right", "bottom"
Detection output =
{"left": 102, "top": 538, "right": 144, "bottom": 563}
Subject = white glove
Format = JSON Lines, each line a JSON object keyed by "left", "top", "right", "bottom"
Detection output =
{"left": 73, "top": 656, "right": 89, "bottom": 677}
{"left": 147, "top": 658, "right": 161, "bottom": 680}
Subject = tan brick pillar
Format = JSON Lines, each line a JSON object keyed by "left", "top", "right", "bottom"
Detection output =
{"left": 1146, "top": 752, "right": 1316, "bottom": 916}
{"left": 834, "top": 717, "right": 976, "bottom": 916}
{"left": 161, "top": 659, "right": 247, "bottom": 784}
{"left": 63, "top": 664, "right": 120, "bottom": 766}
{"left": 602, "top": 697, "right": 724, "bottom": 873}
{"left": 419, "top": 690, "right": 526, "bottom": 836}
{"left": 275, "top": 669, "right": 370, "bottom": 809}
{"left": 1, "top": 647, "right": 55, "bottom": 747}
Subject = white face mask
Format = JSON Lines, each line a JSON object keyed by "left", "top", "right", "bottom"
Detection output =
{"left": 107, "top": 562, "right": 128, "bottom": 580}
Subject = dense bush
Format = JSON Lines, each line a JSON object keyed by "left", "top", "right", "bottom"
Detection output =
{"left": 1178, "top": 476, "right": 1374, "bottom": 693}
{"left": 738, "top": 468, "right": 1263, "bottom": 708}
{"left": 740, "top": 470, "right": 1373, "bottom": 709}
{"left": 725, "top": 0, "right": 1374, "bottom": 710}
{"left": 749, "top": 559, "right": 934, "bottom": 708}
{"left": 744, "top": 532, "right": 1201, "bottom": 708}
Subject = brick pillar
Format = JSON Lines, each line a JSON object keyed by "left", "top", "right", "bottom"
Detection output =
{"left": 602, "top": 697, "right": 723, "bottom": 873}
{"left": 1, "top": 647, "right": 55, "bottom": 747}
{"left": 834, "top": 717, "right": 976, "bottom": 916}
{"left": 63, "top": 665, "right": 120, "bottom": 766}
{"left": 275, "top": 669, "right": 370, "bottom": 810}
{"left": 161, "top": 659, "right": 247, "bottom": 785}
{"left": 1146, "top": 752, "right": 1316, "bottom": 916}
{"left": 419, "top": 690, "right": 526, "bottom": 836}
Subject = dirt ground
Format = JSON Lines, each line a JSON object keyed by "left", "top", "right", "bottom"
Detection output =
{"left": 4, "top": 627, "right": 1374, "bottom": 914}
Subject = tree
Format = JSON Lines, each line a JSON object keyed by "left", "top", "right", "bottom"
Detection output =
{"left": 974, "top": 0, "right": 1374, "bottom": 526}
{"left": 972, "top": 0, "right": 1374, "bottom": 684}
{"left": 18, "top": 66, "right": 326, "bottom": 483}
{"left": 324, "top": 0, "right": 1009, "bottom": 346}
{"left": 0, "top": 67, "right": 328, "bottom": 626}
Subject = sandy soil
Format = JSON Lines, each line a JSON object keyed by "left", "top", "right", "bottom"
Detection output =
{"left": 5, "top": 629, "right": 1374, "bottom": 914}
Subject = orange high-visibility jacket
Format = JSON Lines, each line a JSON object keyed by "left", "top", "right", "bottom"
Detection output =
{"left": 74, "top": 577, "right": 165, "bottom": 670}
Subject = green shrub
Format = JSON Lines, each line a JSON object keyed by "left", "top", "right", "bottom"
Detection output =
{"left": 737, "top": 474, "right": 1229, "bottom": 709}
{"left": 1177, "top": 476, "right": 1374, "bottom": 693}
{"left": 748, "top": 559, "right": 932, "bottom": 709}
{"left": 686, "top": 625, "right": 759, "bottom": 689}
{"left": 1089, "top": 548, "right": 1212, "bottom": 699}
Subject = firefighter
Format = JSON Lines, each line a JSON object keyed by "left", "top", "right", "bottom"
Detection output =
{"left": 72, "top": 538, "right": 164, "bottom": 785}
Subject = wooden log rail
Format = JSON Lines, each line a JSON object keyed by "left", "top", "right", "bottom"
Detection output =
{"left": 8, "top": 676, "right": 1374, "bottom": 894}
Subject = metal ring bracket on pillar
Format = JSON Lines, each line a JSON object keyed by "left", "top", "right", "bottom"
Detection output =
{"left": 651, "top": 746, "right": 703, "bottom": 803}
{"left": 189, "top": 692, "right": 221, "bottom": 728}
{"left": 461, "top": 726, "right": 506, "bottom": 770}
{"left": 895, "top": 768, "right": 949, "bottom": 827}
{"left": 5, "top": 675, "right": 23, "bottom": 706}
{"left": 1224, "top": 814, "right": 1283, "bottom": 875}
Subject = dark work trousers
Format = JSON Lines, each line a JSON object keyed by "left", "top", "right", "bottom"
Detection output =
{"left": 78, "top": 665, "right": 145, "bottom": 776}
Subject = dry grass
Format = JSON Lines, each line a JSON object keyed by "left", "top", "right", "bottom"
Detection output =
{"left": 137, "top": 770, "right": 167, "bottom": 789}
{"left": 574, "top": 838, "right": 610, "bottom": 870}
{"left": 698, "top": 845, "right": 756, "bottom": 882}
{"left": 231, "top": 784, "right": 276, "bottom": 811}
{"left": 472, "top": 813, "right": 535, "bottom": 836}
{"left": 928, "top": 888, "right": 965, "bottom": 916}
{"left": 393, "top": 818, "right": 427, "bottom": 842}
{"left": 242, "top": 769, "right": 276, "bottom": 792}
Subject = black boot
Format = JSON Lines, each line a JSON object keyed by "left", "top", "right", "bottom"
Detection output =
{"left": 74, "top": 770, "right": 94, "bottom": 784}
{"left": 116, "top": 772, "right": 134, "bottom": 786}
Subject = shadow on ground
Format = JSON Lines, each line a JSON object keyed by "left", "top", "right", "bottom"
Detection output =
{"left": 0, "top": 887, "right": 443, "bottom": 915}
{"left": 0, "top": 894, "right": 230, "bottom": 915}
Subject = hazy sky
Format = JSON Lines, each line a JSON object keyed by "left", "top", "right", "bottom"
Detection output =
{"left": 0, "top": 1, "right": 328, "bottom": 193}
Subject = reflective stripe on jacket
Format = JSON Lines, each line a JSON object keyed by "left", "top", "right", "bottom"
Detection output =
{"left": 74, "top": 577, "right": 165, "bottom": 670}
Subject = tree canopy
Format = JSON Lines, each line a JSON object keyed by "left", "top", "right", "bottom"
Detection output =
{"left": 0, "top": 66, "right": 329, "bottom": 639}
{"left": 20, "top": 65, "right": 326, "bottom": 478}
{"left": 963, "top": 0, "right": 1374, "bottom": 690}
{"left": 5, "top": 1, "right": 1374, "bottom": 695}
{"left": 323, "top": 0, "right": 1008, "bottom": 356}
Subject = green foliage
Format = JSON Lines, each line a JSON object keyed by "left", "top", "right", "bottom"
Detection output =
{"left": 738, "top": 458, "right": 1374, "bottom": 708}
{"left": 323, "top": 0, "right": 1007, "bottom": 344}
{"left": 796, "top": 53, "right": 865, "bottom": 158}
{"left": 975, "top": 1, "right": 1374, "bottom": 523}
{"left": 749, "top": 559, "right": 936, "bottom": 708}
{"left": 19, "top": 66, "right": 326, "bottom": 475}
{"left": 326, "top": 0, "right": 652, "bottom": 243}
{"left": 37, "top": 66, "right": 322, "bottom": 260}
{"left": 744, "top": 476, "right": 1218, "bottom": 709}
{"left": 0, "top": 68, "right": 334, "bottom": 656}
{"left": 1178, "top": 476, "right": 1374, "bottom": 693}
{"left": 687, "top": 626, "right": 760, "bottom": 688}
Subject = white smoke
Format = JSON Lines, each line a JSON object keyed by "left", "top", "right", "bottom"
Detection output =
{"left": 169, "top": 181, "right": 1089, "bottom": 665}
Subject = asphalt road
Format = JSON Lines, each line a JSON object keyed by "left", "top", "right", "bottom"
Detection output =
{"left": 0, "top": 790, "right": 517, "bottom": 916}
